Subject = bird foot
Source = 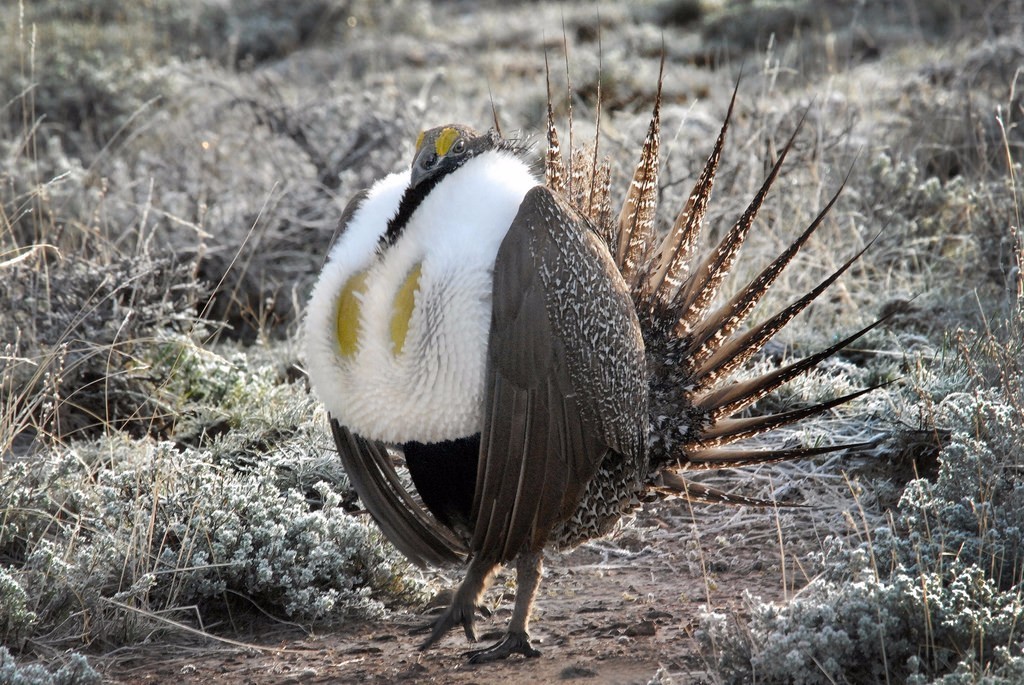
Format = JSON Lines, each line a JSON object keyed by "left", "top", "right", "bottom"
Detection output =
{"left": 465, "top": 631, "right": 541, "bottom": 664}
{"left": 418, "top": 600, "right": 491, "bottom": 649}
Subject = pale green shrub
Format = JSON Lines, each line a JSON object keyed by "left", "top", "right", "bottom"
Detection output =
{"left": 1, "top": 336, "right": 427, "bottom": 650}
{"left": 702, "top": 552, "right": 1024, "bottom": 684}
{"left": 0, "top": 647, "right": 100, "bottom": 685}
{"left": 700, "top": 311, "right": 1024, "bottom": 683}
{"left": 0, "top": 566, "right": 37, "bottom": 644}
{"left": 1, "top": 431, "right": 426, "bottom": 646}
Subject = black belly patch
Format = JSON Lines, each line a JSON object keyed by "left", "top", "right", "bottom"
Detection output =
{"left": 403, "top": 434, "right": 480, "bottom": 533}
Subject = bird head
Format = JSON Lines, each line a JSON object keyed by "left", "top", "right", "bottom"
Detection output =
{"left": 410, "top": 125, "right": 503, "bottom": 188}
{"left": 378, "top": 125, "right": 529, "bottom": 248}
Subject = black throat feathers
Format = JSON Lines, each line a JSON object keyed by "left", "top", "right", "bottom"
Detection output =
{"left": 379, "top": 173, "right": 444, "bottom": 250}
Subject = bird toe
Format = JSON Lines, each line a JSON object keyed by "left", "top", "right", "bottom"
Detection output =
{"left": 464, "top": 631, "right": 540, "bottom": 663}
{"left": 419, "top": 597, "right": 486, "bottom": 650}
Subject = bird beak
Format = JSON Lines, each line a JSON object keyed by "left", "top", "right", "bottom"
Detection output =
{"left": 410, "top": 148, "right": 440, "bottom": 188}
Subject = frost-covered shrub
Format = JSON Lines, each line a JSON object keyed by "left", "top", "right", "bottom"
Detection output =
{"left": 0, "top": 16, "right": 167, "bottom": 160}
{"left": 0, "top": 647, "right": 100, "bottom": 685}
{"left": 0, "top": 566, "right": 37, "bottom": 644}
{"left": 700, "top": 314, "right": 1024, "bottom": 684}
{"left": 96, "top": 439, "right": 423, "bottom": 620}
{"left": 859, "top": 153, "right": 1022, "bottom": 296}
{"left": 0, "top": 254, "right": 205, "bottom": 445}
{"left": 0, "top": 339, "right": 427, "bottom": 649}
{"left": 887, "top": 390, "right": 1024, "bottom": 588}
{"left": 702, "top": 551, "right": 1024, "bottom": 684}
{"left": 1, "top": 433, "right": 426, "bottom": 646}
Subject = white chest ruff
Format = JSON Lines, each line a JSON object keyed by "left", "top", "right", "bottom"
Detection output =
{"left": 305, "top": 152, "right": 538, "bottom": 444}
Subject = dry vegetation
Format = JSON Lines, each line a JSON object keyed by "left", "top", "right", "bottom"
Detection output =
{"left": 1, "top": 0, "right": 1022, "bottom": 683}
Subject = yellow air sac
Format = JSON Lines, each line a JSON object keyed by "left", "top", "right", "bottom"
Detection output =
{"left": 390, "top": 264, "right": 422, "bottom": 355}
{"left": 335, "top": 271, "right": 368, "bottom": 358}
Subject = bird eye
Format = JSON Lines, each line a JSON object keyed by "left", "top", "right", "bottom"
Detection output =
{"left": 451, "top": 139, "right": 466, "bottom": 154}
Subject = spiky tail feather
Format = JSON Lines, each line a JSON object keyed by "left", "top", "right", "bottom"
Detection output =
{"left": 545, "top": 77, "right": 881, "bottom": 504}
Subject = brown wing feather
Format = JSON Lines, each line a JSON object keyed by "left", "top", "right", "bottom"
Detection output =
{"left": 682, "top": 439, "right": 879, "bottom": 469}
{"left": 471, "top": 186, "right": 648, "bottom": 564}
{"left": 658, "top": 472, "right": 806, "bottom": 507}
{"left": 329, "top": 419, "right": 467, "bottom": 567}
{"left": 324, "top": 189, "right": 369, "bottom": 257}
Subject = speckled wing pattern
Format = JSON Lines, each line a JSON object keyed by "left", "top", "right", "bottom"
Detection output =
{"left": 471, "top": 186, "right": 648, "bottom": 564}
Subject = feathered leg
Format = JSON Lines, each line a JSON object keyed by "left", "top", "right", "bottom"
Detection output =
{"left": 421, "top": 557, "right": 499, "bottom": 650}
{"left": 466, "top": 551, "right": 544, "bottom": 663}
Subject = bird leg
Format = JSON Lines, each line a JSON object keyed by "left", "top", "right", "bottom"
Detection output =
{"left": 465, "top": 550, "right": 543, "bottom": 663}
{"left": 420, "top": 556, "right": 498, "bottom": 650}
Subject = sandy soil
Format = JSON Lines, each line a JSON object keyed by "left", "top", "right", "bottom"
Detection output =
{"left": 102, "top": 498, "right": 804, "bottom": 684}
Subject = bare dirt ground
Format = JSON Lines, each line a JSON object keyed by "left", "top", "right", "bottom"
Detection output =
{"left": 102, "top": 496, "right": 814, "bottom": 684}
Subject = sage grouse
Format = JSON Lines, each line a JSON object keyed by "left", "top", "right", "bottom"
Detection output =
{"left": 304, "top": 73, "right": 879, "bottom": 662}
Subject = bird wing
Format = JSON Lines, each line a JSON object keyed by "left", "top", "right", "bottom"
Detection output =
{"left": 472, "top": 186, "right": 648, "bottom": 563}
{"left": 330, "top": 418, "right": 468, "bottom": 567}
